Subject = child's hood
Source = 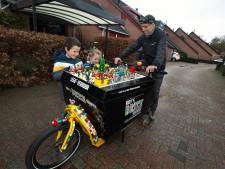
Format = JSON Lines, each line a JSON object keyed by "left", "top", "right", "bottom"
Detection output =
{"left": 54, "top": 49, "right": 67, "bottom": 61}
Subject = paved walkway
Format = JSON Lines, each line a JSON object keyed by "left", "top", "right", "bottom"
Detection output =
{"left": 0, "top": 62, "right": 225, "bottom": 169}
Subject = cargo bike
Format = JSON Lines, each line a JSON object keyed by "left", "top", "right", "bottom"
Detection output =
{"left": 25, "top": 61, "right": 157, "bottom": 169}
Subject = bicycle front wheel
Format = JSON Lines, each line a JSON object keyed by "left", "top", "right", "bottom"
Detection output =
{"left": 25, "top": 123, "right": 81, "bottom": 169}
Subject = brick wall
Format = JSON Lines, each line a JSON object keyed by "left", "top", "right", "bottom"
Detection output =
{"left": 166, "top": 47, "right": 174, "bottom": 61}
{"left": 77, "top": 25, "right": 102, "bottom": 47}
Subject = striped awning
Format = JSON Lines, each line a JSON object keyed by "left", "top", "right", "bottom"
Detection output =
{"left": 12, "top": 0, "right": 124, "bottom": 25}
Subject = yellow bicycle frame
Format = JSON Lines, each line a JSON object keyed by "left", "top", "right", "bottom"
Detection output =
{"left": 54, "top": 103, "right": 105, "bottom": 152}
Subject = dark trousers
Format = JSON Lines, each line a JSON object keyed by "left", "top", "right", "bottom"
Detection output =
{"left": 144, "top": 76, "right": 164, "bottom": 116}
{"left": 58, "top": 81, "right": 65, "bottom": 101}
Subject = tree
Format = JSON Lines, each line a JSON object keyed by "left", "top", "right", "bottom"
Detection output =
{"left": 210, "top": 35, "right": 225, "bottom": 55}
{"left": 98, "top": 55, "right": 105, "bottom": 73}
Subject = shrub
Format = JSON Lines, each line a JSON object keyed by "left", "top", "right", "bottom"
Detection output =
{"left": 0, "top": 27, "right": 65, "bottom": 88}
{"left": 179, "top": 51, "right": 188, "bottom": 59}
{"left": 178, "top": 51, "right": 198, "bottom": 64}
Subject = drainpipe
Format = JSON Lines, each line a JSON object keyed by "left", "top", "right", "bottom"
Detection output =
{"left": 32, "top": 0, "right": 37, "bottom": 31}
{"left": 104, "top": 25, "right": 109, "bottom": 57}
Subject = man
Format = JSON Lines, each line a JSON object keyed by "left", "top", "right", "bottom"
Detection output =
{"left": 114, "top": 14, "right": 167, "bottom": 126}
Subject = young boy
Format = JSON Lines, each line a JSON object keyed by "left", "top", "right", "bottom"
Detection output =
{"left": 53, "top": 37, "right": 83, "bottom": 101}
{"left": 53, "top": 37, "right": 83, "bottom": 81}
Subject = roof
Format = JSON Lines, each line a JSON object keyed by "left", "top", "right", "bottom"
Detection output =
{"left": 176, "top": 28, "right": 213, "bottom": 56}
{"left": 11, "top": 0, "right": 125, "bottom": 25}
{"left": 165, "top": 25, "right": 199, "bottom": 55}
{"left": 112, "top": 0, "right": 170, "bottom": 32}
{"left": 167, "top": 37, "right": 180, "bottom": 50}
{"left": 189, "top": 31, "right": 219, "bottom": 55}
{"left": 111, "top": 0, "right": 143, "bottom": 30}
{"left": 99, "top": 25, "right": 129, "bottom": 36}
{"left": 112, "top": 1, "right": 183, "bottom": 50}
{"left": 122, "top": 5, "right": 143, "bottom": 22}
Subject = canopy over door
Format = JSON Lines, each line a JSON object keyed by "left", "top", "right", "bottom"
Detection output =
{"left": 12, "top": 0, "right": 124, "bottom": 25}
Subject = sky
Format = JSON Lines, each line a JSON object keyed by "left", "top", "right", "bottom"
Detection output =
{"left": 122, "top": 0, "right": 225, "bottom": 43}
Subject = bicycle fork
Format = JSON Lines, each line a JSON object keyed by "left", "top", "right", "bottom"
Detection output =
{"left": 52, "top": 113, "right": 75, "bottom": 152}
{"left": 51, "top": 104, "right": 105, "bottom": 152}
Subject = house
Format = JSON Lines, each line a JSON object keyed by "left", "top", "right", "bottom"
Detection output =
{"left": 7, "top": 0, "right": 185, "bottom": 61}
{"left": 111, "top": 0, "right": 218, "bottom": 61}
{"left": 9, "top": 0, "right": 214, "bottom": 62}
{"left": 164, "top": 26, "right": 198, "bottom": 59}
{"left": 9, "top": 0, "right": 125, "bottom": 42}
{"left": 111, "top": 0, "right": 143, "bottom": 38}
{"left": 77, "top": 0, "right": 144, "bottom": 46}
{"left": 90, "top": 0, "right": 182, "bottom": 60}
{"left": 176, "top": 28, "right": 212, "bottom": 61}
{"left": 189, "top": 32, "right": 220, "bottom": 60}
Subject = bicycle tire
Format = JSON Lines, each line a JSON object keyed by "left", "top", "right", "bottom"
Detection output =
{"left": 25, "top": 123, "right": 81, "bottom": 169}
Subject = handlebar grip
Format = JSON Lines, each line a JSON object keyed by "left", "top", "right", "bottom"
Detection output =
{"left": 148, "top": 70, "right": 168, "bottom": 77}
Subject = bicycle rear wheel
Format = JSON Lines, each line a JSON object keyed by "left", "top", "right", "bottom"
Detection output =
{"left": 25, "top": 123, "right": 81, "bottom": 169}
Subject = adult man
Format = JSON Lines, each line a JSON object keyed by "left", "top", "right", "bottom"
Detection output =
{"left": 114, "top": 14, "right": 167, "bottom": 126}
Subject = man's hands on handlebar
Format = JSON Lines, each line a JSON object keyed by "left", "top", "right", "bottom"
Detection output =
{"left": 146, "top": 65, "right": 157, "bottom": 73}
{"left": 114, "top": 57, "right": 157, "bottom": 73}
{"left": 114, "top": 57, "right": 123, "bottom": 64}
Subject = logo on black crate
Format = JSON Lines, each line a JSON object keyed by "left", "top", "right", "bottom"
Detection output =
{"left": 70, "top": 77, "right": 90, "bottom": 91}
{"left": 124, "top": 95, "right": 144, "bottom": 123}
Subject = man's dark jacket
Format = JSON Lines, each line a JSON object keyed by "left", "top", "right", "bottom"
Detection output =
{"left": 119, "top": 28, "right": 167, "bottom": 72}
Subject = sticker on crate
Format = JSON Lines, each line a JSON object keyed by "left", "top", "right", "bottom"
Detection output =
{"left": 124, "top": 95, "right": 144, "bottom": 123}
{"left": 65, "top": 86, "right": 97, "bottom": 108}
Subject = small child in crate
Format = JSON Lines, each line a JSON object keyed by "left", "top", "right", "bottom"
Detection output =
{"left": 52, "top": 37, "right": 83, "bottom": 101}
{"left": 86, "top": 48, "right": 102, "bottom": 65}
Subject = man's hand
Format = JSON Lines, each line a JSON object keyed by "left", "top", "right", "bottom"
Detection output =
{"left": 146, "top": 65, "right": 157, "bottom": 73}
{"left": 114, "top": 57, "right": 123, "bottom": 64}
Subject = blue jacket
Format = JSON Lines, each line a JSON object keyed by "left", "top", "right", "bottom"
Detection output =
{"left": 52, "top": 49, "right": 83, "bottom": 81}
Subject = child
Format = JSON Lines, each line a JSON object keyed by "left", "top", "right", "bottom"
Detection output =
{"left": 53, "top": 37, "right": 83, "bottom": 81}
{"left": 53, "top": 37, "right": 83, "bottom": 101}
{"left": 86, "top": 48, "right": 102, "bottom": 64}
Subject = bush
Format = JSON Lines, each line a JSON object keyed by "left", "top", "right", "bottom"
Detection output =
{"left": 178, "top": 51, "right": 198, "bottom": 64}
{"left": 0, "top": 27, "right": 65, "bottom": 88}
{"left": 181, "top": 57, "right": 198, "bottom": 64}
{"left": 179, "top": 51, "right": 188, "bottom": 59}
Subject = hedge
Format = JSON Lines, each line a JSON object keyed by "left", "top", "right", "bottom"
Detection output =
{"left": 178, "top": 51, "right": 198, "bottom": 64}
{"left": 0, "top": 27, "right": 65, "bottom": 88}
{"left": 181, "top": 57, "right": 199, "bottom": 64}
